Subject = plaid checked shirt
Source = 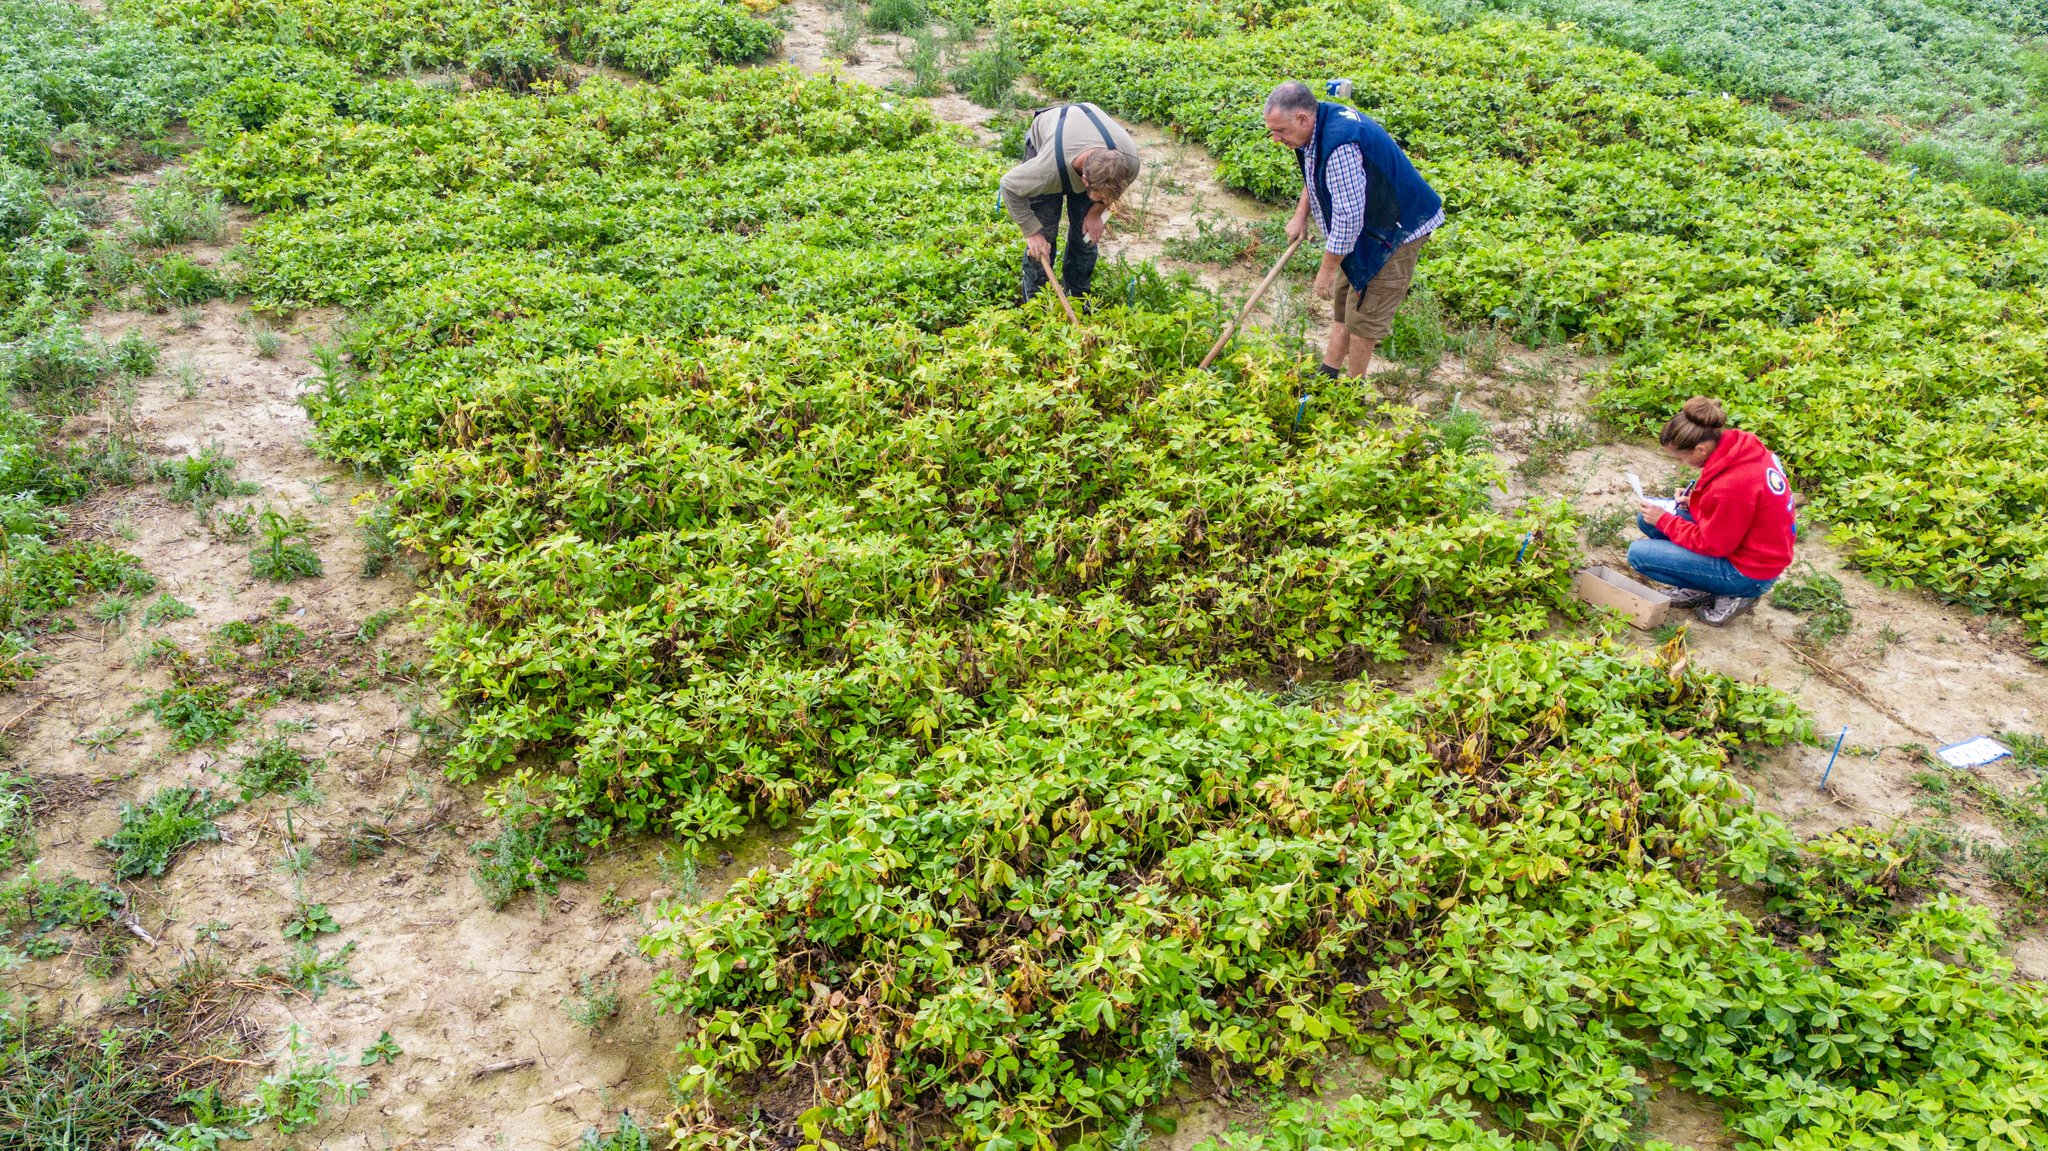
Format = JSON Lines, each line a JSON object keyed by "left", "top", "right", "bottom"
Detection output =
{"left": 1304, "top": 120, "right": 1445, "bottom": 257}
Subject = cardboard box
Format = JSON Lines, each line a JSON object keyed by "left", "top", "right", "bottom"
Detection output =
{"left": 1573, "top": 565, "right": 1671, "bottom": 630}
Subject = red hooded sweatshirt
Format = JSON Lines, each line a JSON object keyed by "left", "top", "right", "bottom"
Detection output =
{"left": 1654, "top": 428, "right": 1796, "bottom": 581}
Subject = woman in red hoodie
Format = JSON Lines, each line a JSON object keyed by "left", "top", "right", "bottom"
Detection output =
{"left": 1627, "top": 397, "right": 1797, "bottom": 625}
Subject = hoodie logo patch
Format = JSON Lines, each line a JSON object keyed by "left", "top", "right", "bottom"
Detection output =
{"left": 1765, "top": 467, "right": 1788, "bottom": 496}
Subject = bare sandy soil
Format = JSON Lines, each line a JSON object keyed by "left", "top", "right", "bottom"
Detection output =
{"left": 6, "top": 192, "right": 759, "bottom": 1148}
{"left": 4, "top": 6, "right": 2043, "bottom": 1150}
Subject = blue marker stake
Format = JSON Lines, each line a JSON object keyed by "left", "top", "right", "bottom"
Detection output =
{"left": 1513, "top": 531, "right": 1533, "bottom": 565}
{"left": 1292, "top": 394, "right": 1310, "bottom": 432}
{"left": 1819, "top": 726, "right": 1848, "bottom": 790}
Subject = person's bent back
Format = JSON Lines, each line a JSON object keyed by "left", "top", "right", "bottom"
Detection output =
{"left": 1626, "top": 397, "right": 1796, "bottom": 626}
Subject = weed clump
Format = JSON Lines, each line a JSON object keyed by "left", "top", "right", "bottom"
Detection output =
{"left": 1769, "top": 562, "right": 1853, "bottom": 645}
{"left": 249, "top": 508, "right": 321, "bottom": 582}
{"left": 866, "top": 0, "right": 929, "bottom": 33}
{"left": 234, "top": 736, "right": 315, "bottom": 801}
{"left": 949, "top": 29, "right": 1023, "bottom": 108}
{"left": 0, "top": 960, "right": 253, "bottom": 1147}
{"left": 562, "top": 974, "right": 620, "bottom": 1031}
{"left": 130, "top": 175, "right": 227, "bottom": 248}
{"left": 98, "top": 786, "right": 231, "bottom": 878}
{"left": 137, "top": 682, "right": 248, "bottom": 749}
{"left": 471, "top": 809, "right": 587, "bottom": 910}
{"left": 153, "top": 443, "right": 257, "bottom": 513}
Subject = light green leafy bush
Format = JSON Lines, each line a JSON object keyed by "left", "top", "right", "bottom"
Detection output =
{"left": 650, "top": 639, "right": 1811, "bottom": 1145}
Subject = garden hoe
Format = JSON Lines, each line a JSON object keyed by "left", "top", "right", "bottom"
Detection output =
{"left": 1199, "top": 234, "right": 1304, "bottom": 370}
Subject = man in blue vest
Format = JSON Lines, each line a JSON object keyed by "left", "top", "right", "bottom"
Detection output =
{"left": 1263, "top": 81, "right": 1444, "bottom": 381}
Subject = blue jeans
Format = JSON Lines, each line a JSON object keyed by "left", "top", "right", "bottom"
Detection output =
{"left": 1627, "top": 513, "right": 1776, "bottom": 599}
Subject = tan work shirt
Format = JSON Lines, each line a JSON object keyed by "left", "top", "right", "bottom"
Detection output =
{"left": 998, "top": 103, "right": 1141, "bottom": 236}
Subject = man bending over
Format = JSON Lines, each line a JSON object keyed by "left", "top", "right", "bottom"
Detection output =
{"left": 1000, "top": 102, "right": 1142, "bottom": 305}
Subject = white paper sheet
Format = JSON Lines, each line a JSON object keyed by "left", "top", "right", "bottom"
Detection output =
{"left": 1627, "top": 472, "right": 1679, "bottom": 516}
{"left": 1936, "top": 737, "right": 2013, "bottom": 769}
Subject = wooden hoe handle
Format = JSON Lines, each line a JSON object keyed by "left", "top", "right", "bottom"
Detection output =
{"left": 1038, "top": 254, "right": 1081, "bottom": 323}
{"left": 1198, "top": 235, "right": 1305, "bottom": 370}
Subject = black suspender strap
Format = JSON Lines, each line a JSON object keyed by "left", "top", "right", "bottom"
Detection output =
{"left": 1075, "top": 104, "right": 1118, "bottom": 153}
{"left": 1053, "top": 106, "right": 1073, "bottom": 195}
{"left": 1050, "top": 103, "right": 1118, "bottom": 197}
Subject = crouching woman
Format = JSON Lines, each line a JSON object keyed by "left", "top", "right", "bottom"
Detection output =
{"left": 1628, "top": 397, "right": 1796, "bottom": 626}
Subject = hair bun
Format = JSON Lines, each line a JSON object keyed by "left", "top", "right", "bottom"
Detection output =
{"left": 1680, "top": 396, "right": 1726, "bottom": 429}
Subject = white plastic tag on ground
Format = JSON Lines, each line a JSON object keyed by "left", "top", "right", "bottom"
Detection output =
{"left": 1936, "top": 736, "right": 2013, "bottom": 769}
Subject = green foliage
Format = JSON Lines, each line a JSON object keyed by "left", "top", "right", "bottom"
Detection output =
{"left": 137, "top": 253, "right": 227, "bottom": 309}
{"left": 896, "top": 28, "right": 944, "bottom": 97}
{"left": 115, "top": 327, "right": 160, "bottom": 376}
{"left": 1940, "top": 744, "right": 2048, "bottom": 903}
{"left": 867, "top": 0, "right": 930, "bottom": 32}
{"left": 90, "top": 591, "right": 137, "bottom": 628}
{"left": 399, "top": 312, "right": 1563, "bottom": 845}
{"left": 0, "top": 318, "right": 114, "bottom": 391}
{"left": 136, "top": 1086, "right": 253, "bottom": 1151}
{"left": 280, "top": 902, "right": 338, "bottom": 941}
{"left": 1424, "top": 404, "right": 1490, "bottom": 461}
{"left": 0, "top": 538, "right": 155, "bottom": 682}
{"left": 357, "top": 501, "right": 399, "bottom": 576}
{"left": 1010, "top": 0, "right": 2048, "bottom": 645}
{"left": 1581, "top": 505, "right": 1634, "bottom": 548}
{"left": 1, "top": 962, "right": 247, "bottom": 1150}
{"left": 471, "top": 807, "right": 588, "bottom": 909}
{"left": 1759, "top": 824, "right": 1950, "bottom": 934}
{"left": 142, "top": 592, "right": 196, "bottom": 626}
{"left": 359, "top": 1031, "right": 401, "bottom": 1066}
{"left": 153, "top": 443, "right": 257, "bottom": 512}
{"left": 0, "top": 864, "right": 126, "bottom": 939}
{"left": 1199, "top": 1075, "right": 1518, "bottom": 1151}
{"left": 1229, "top": 879, "right": 2047, "bottom": 1151}
{"left": 138, "top": 682, "right": 249, "bottom": 749}
{"left": 1412, "top": 0, "right": 2048, "bottom": 215}
{"left": 97, "top": 786, "right": 231, "bottom": 878}
{"left": 248, "top": 507, "right": 321, "bottom": 581}
{"left": 651, "top": 639, "right": 1809, "bottom": 1144}
{"left": 234, "top": 736, "right": 315, "bottom": 801}
{"left": 131, "top": 174, "right": 228, "bottom": 247}
{"left": 122, "top": 0, "right": 783, "bottom": 81}
{"left": 1161, "top": 217, "right": 1266, "bottom": 265}
{"left": 580, "top": 1112, "right": 655, "bottom": 1151}
{"left": 198, "top": 70, "right": 1011, "bottom": 338}
{"left": 571, "top": 0, "right": 784, "bottom": 77}
{"left": 192, "top": 66, "right": 1582, "bottom": 853}
{"left": 0, "top": 770, "right": 29, "bottom": 866}
{"left": 245, "top": 1024, "right": 365, "bottom": 1130}
{"left": 260, "top": 941, "right": 360, "bottom": 1000}
{"left": 562, "top": 974, "right": 620, "bottom": 1031}
{"left": 247, "top": 322, "right": 284, "bottom": 358}
{"left": 1769, "top": 562, "right": 1853, "bottom": 645}
{"left": 948, "top": 27, "right": 1023, "bottom": 108}
{"left": 1381, "top": 280, "right": 1450, "bottom": 370}
{"left": 467, "top": 33, "right": 561, "bottom": 92}
{"left": 0, "top": 0, "right": 208, "bottom": 174}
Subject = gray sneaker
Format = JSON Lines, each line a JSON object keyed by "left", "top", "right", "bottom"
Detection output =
{"left": 1697, "top": 595, "right": 1759, "bottom": 626}
{"left": 1665, "top": 588, "right": 1715, "bottom": 610}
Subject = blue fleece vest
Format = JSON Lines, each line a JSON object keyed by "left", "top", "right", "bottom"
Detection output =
{"left": 1297, "top": 101, "right": 1443, "bottom": 290}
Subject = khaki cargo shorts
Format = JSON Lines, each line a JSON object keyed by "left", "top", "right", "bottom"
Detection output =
{"left": 1332, "top": 233, "right": 1427, "bottom": 344}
